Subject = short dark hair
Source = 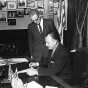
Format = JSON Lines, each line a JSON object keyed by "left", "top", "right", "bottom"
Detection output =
{"left": 29, "top": 9, "right": 39, "bottom": 18}
{"left": 47, "top": 32, "right": 61, "bottom": 42}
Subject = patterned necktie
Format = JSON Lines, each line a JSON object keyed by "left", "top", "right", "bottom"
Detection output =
{"left": 38, "top": 23, "right": 42, "bottom": 33}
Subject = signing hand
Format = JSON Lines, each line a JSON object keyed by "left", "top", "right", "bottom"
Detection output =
{"left": 29, "top": 62, "right": 39, "bottom": 67}
{"left": 26, "top": 68, "right": 38, "bottom": 76}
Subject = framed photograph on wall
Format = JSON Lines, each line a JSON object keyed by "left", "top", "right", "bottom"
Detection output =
{"left": 37, "top": 0, "right": 44, "bottom": 8}
{"left": 16, "top": 8, "right": 24, "bottom": 17}
{"left": 24, "top": 8, "right": 30, "bottom": 15}
{"left": 7, "top": 11, "right": 16, "bottom": 18}
{"left": 0, "top": 11, "right": 7, "bottom": 23}
{"left": 37, "top": 0, "right": 44, "bottom": 16}
{"left": 53, "top": 0, "right": 59, "bottom": 15}
{"left": 8, "top": 19, "right": 16, "bottom": 25}
{"left": 17, "top": 0, "right": 26, "bottom": 8}
{"left": 7, "top": 1, "right": 16, "bottom": 10}
{"left": 27, "top": 0, "right": 35, "bottom": 9}
{"left": 0, "top": 0, "right": 7, "bottom": 11}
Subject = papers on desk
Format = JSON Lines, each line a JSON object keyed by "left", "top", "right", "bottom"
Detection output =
{"left": 0, "top": 59, "right": 6, "bottom": 63}
{"left": 0, "top": 58, "right": 7, "bottom": 66}
{"left": 0, "top": 57, "right": 29, "bottom": 66}
{"left": 45, "top": 86, "right": 58, "bottom": 88}
{"left": 24, "top": 81, "right": 43, "bottom": 88}
{"left": 24, "top": 81, "right": 58, "bottom": 88}
{"left": 9, "top": 58, "right": 29, "bottom": 63}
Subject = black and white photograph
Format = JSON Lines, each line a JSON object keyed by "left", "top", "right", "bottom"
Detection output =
{"left": 8, "top": 18, "right": 16, "bottom": 25}
{"left": 37, "top": 0, "right": 44, "bottom": 16}
{"left": 0, "top": 0, "right": 7, "bottom": 11}
{"left": 24, "top": 8, "right": 30, "bottom": 15}
{"left": 17, "top": 0, "right": 26, "bottom": 8}
{"left": 0, "top": 0, "right": 88, "bottom": 88}
{"left": 37, "top": 0, "right": 44, "bottom": 8}
{"left": 26, "top": 0, "right": 35, "bottom": 8}
{"left": 7, "top": 11, "right": 16, "bottom": 18}
{"left": 7, "top": 1, "right": 17, "bottom": 10}
{"left": 0, "top": 11, "right": 7, "bottom": 23}
{"left": 16, "top": 8, "right": 24, "bottom": 17}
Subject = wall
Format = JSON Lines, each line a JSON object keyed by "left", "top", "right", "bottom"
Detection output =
{"left": 0, "top": 15, "right": 31, "bottom": 30}
{"left": 0, "top": 29, "right": 29, "bottom": 58}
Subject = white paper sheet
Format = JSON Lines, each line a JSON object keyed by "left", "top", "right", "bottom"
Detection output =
{"left": 24, "top": 81, "right": 43, "bottom": 88}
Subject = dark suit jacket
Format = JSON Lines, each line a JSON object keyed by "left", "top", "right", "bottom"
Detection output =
{"left": 38, "top": 44, "right": 72, "bottom": 81}
{"left": 27, "top": 19, "right": 58, "bottom": 61}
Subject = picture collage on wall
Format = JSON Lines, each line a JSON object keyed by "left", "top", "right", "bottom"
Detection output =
{"left": 0, "top": 11, "right": 7, "bottom": 23}
{"left": 48, "top": 0, "right": 59, "bottom": 18}
{"left": 0, "top": 0, "right": 45, "bottom": 25}
{"left": 0, "top": 0, "right": 62, "bottom": 25}
{"left": 7, "top": 1, "right": 16, "bottom": 25}
{"left": 0, "top": 0, "right": 7, "bottom": 23}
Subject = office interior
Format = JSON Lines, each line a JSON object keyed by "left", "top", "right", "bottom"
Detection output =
{"left": 0, "top": 0, "right": 88, "bottom": 88}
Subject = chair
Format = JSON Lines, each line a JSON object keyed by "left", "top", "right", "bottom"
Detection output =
{"left": 70, "top": 47, "right": 88, "bottom": 86}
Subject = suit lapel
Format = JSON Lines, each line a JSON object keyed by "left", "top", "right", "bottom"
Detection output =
{"left": 43, "top": 19, "right": 47, "bottom": 35}
{"left": 33, "top": 23, "right": 41, "bottom": 34}
{"left": 50, "top": 44, "right": 60, "bottom": 61}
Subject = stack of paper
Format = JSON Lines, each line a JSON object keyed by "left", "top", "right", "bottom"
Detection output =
{"left": 24, "top": 81, "right": 43, "bottom": 88}
{"left": 45, "top": 85, "right": 58, "bottom": 88}
{"left": 9, "top": 58, "right": 29, "bottom": 63}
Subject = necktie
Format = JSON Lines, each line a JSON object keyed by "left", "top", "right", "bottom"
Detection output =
{"left": 38, "top": 23, "right": 42, "bottom": 33}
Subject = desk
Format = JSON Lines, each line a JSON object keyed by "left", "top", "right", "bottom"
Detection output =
{"left": 0, "top": 58, "right": 29, "bottom": 66}
{"left": 0, "top": 58, "right": 29, "bottom": 84}
{"left": 38, "top": 76, "right": 63, "bottom": 88}
{"left": 0, "top": 58, "right": 72, "bottom": 88}
{"left": 0, "top": 76, "right": 70, "bottom": 88}
{"left": 24, "top": 78, "right": 61, "bottom": 88}
{"left": 24, "top": 76, "right": 72, "bottom": 88}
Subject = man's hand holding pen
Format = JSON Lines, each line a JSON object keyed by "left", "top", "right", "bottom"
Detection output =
{"left": 26, "top": 61, "right": 39, "bottom": 76}
{"left": 26, "top": 67, "right": 38, "bottom": 76}
{"left": 29, "top": 62, "right": 39, "bottom": 68}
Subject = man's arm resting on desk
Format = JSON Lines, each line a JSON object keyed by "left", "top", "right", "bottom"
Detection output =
{"left": 51, "top": 75, "right": 73, "bottom": 88}
{"left": 38, "top": 63, "right": 59, "bottom": 76}
{"left": 17, "top": 67, "right": 38, "bottom": 76}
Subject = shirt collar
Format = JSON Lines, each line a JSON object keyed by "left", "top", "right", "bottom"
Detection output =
{"left": 51, "top": 42, "right": 59, "bottom": 57}
{"left": 40, "top": 18, "right": 43, "bottom": 30}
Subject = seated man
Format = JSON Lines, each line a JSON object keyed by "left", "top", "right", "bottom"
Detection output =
{"left": 26, "top": 32, "right": 72, "bottom": 86}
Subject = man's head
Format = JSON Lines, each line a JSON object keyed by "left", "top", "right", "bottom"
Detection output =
{"left": 29, "top": 9, "right": 41, "bottom": 24}
{"left": 45, "top": 32, "right": 60, "bottom": 50}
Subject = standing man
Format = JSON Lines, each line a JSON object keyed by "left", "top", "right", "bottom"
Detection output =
{"left": 27, "top": 9, "right": 58, "bottom": 62}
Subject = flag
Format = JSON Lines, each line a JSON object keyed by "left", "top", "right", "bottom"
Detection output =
{"left": 57, "top": 0, "right": 68, "bottom": 44}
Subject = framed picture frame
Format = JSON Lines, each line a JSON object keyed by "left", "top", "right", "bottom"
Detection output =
{"left": 27, "top": 0, "right": 35, "bottom": 8}
{"left": 7, "top": 11, "right": 16, "bottom": 18}
{"left": 24, "top": 8, "right": 30, "bottom": 15}
{"left": 48, "top": 0, "right": 59, "bottom": 19}
{"left": 37, "top": 0, "right": 44, "bottom": 16}
{"left": 16, "top": 8, "right": 24, "bottom": 17}
{"left": 37, "top": 0, "right": 44, "bottom": 8}
{"left": 8, "top": 19, "right": 16, "bottom": 25}
{"left": 7, "top": 1, "right": 17, "bottom": 10}
{"left": 17, "top": 0, "right": 26, "bottom": 8}
{"left": 0, "top": 11, "right": 7, "bottom": 23}
{"left": 0, "top": 0, "right": 7, "bottom": 11}
{"left": 53, "top": 0, "right": 59, "bottom": 15}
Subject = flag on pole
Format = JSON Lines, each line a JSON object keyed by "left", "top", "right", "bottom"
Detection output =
{"left": 57, "top": 0, "right": 68, "bottom": 44}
